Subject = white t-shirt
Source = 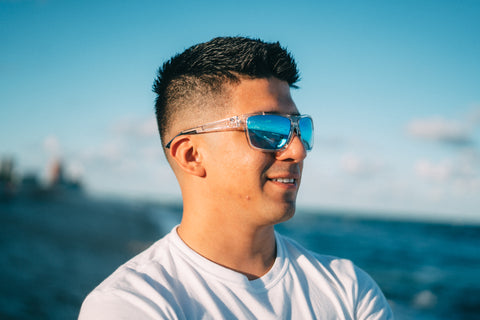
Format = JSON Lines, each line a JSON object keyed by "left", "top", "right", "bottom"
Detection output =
{"left": 79, "top": 227, "right": 393, "bottom": 319}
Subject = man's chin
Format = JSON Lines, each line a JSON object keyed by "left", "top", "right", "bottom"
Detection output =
{"left": 273, "top": 201, "right": 297, "bottom": 224}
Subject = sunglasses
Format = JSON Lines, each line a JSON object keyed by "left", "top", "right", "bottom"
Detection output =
{"left": 165, "top": 112, "right": 314, "bottom": 152}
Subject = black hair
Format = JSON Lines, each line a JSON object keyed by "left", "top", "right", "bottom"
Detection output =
{"left": 153, "top": 36, "right": 300, "bottom": 145}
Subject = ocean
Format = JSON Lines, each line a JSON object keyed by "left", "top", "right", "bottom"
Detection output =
{"left": 0, "top": 193, "right": 479, "bottom": 319}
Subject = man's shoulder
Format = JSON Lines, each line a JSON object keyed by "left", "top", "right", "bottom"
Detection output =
{"left": 277, "top": 232, "right": 393, "bottom": 319}
{"left": 79, "top": 229, "right": 182, "bottom": 319}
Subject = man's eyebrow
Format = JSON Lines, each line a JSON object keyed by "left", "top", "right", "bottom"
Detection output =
{"left": 263, "top": 111, "right": 301, "bottom": 116}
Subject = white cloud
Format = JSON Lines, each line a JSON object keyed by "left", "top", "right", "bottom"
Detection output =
{"left": 407, "top": 117, "right": 472, "bottom": 146}
{"left": 65, "top": 124, "right": 171, "bottom": 198}
{"left": 415, "top": 160, "right": 451, "bottom": 182}
{"left": 414, "top": 153, "right": 480, "bottom": 192}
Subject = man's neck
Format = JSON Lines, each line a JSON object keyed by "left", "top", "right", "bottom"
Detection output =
{"left": 177, "top": 215, "right": 277, "bottom": 280}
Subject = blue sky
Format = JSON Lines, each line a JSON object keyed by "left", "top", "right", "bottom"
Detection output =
{"left": 1, "top": 0, "right": 479, "bottom": 223}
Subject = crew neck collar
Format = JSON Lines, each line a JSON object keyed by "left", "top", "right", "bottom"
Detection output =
{"left": 168, "top": 226, "right": 289, "bottom": 291}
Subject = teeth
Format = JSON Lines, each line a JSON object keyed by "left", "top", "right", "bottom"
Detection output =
{"left": 272, "top": 178, "right": 295, "bottom": 183}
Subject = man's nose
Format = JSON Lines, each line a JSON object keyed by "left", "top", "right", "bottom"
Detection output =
{"left": 275, "top": 133, "right": 307, "bottom": 162}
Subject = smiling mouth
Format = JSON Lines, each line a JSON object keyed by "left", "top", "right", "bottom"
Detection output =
{"left": 270, "top": 178, "right": 296, "bottom": 184}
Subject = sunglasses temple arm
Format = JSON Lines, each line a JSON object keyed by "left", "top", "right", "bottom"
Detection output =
{"left": 188, "top": 116, "right": 242, "bottom": 134}
{"left": 164, "top": 116, "right": 243, "bottom": 148}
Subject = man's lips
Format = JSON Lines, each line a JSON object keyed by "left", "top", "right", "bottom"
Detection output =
{"left": 267, "top": 173, "right": 301, "bottom": 186}
{"left": 269, "top": 177, "right": 296, "bottom": 184}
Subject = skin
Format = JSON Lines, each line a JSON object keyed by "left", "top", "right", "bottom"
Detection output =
{"left": 167, "top": 77, "right": 307, "bottom": 279}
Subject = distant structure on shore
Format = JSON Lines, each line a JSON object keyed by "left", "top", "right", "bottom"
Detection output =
{"left": 0, "top": 157, "right": 15, "bottom": 200}
{"left": 48, "top": 159, "right": 83, "bottom": 192}
{"left": 0, "top": 156, "right": 83, "bottom": 201}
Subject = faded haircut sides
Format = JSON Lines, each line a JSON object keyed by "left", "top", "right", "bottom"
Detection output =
{"left": 152, "top": 36, "right": 300, "bottom": 146}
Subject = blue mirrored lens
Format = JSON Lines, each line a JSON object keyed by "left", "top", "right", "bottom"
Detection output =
{"left": 299, "top": 117, "right": 314, "bottom": 150}
{"left": 246, "top": 115, "right": 291, "bottom": 150}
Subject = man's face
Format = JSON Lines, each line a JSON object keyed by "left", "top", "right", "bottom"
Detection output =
{"left": 200, "top": 77, "right": 307, "bottom": 227}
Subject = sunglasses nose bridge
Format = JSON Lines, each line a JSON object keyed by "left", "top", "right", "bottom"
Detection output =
{"left": 291, "top": 119, "right": 301, "bottom": 138}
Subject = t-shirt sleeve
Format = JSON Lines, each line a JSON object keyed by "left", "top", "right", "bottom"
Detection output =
{"left": 78, "top": 288, "right": 182, "bottom": 320}
{"left": 353, "top": 265, "right": 394, "bottom": 320}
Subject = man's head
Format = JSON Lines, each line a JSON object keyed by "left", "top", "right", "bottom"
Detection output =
{"left": 153, "top": 37, "right": 309, "bottom": 227}
{"left": 153, "top": 36, "right": 300, "bottom": 148}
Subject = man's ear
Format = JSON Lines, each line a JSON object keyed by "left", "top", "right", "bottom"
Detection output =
{"left": 168, "top": 137, "right": 206, "bottom": 177}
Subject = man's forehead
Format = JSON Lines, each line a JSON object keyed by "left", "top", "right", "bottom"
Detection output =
{"left": 228, "top": 77, "right": 298, "bottom": 116}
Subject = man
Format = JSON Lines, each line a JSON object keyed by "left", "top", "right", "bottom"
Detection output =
{"left": 79, "top": 37, "right": 393, "bottom": 319}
